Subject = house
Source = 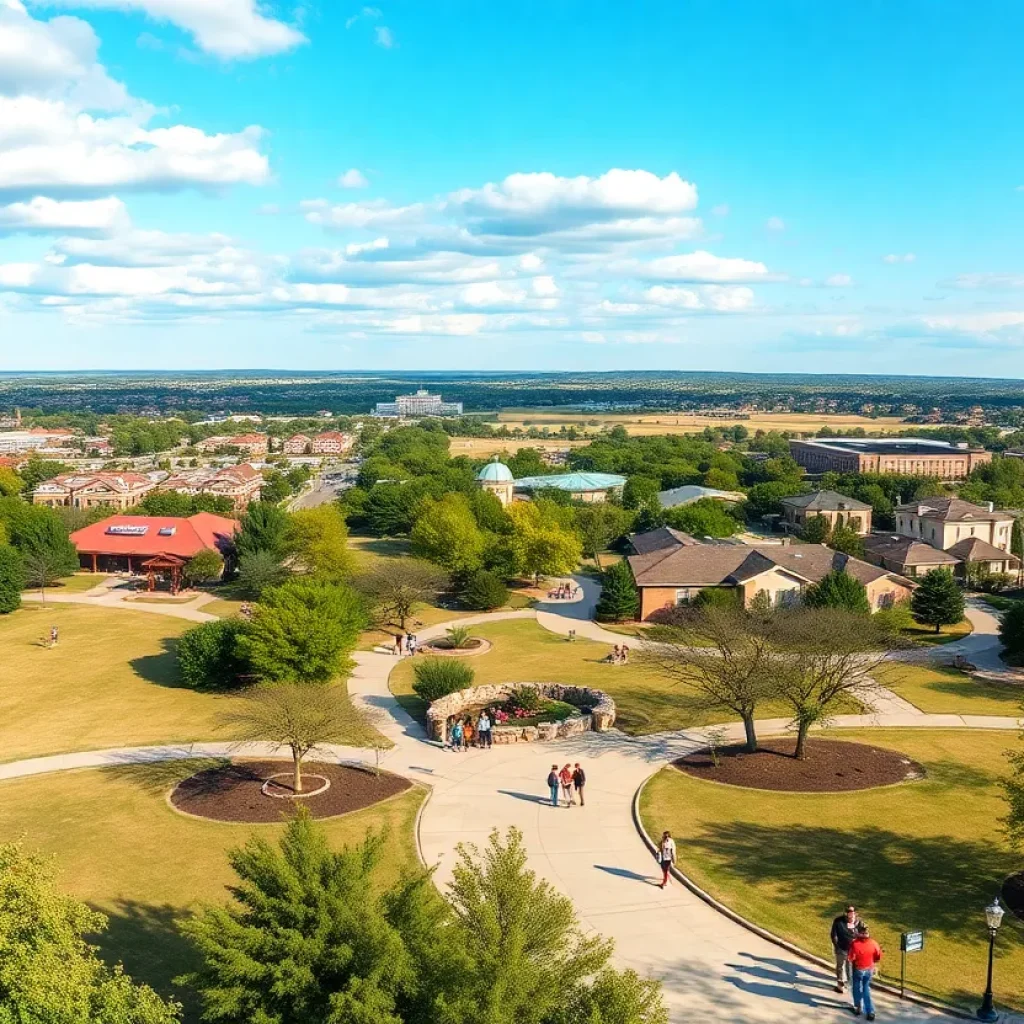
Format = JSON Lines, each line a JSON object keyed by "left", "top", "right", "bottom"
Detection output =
{"left": 70, "top": 513, "right": 239, "bottom": 589}
{"left": 789, "top": 437, "right": 990, "bottom": 480}
{"left": 627, "top": 529, "right": 913, "bottom": 620}
{"left": 861, "top": 535, "right": 960, "bottom": 578}
{"left": 161, "top": 463, "right": 262, "bottom": 511}
{"left": 657, "top": 484, "right": 746, "bottom": 509}
{"left": 196, "top": 434, "right": 269, "bottom": 456}
{"left": 779, "top": 490, "right": 873, "bottom": 536}
{"left": 283, "top": 433, "right": 312, "bottom": 455}
{"left": 32, "top": 472, "right": 156, "bottom": 510}
{"left": 310, "top": 431, "right": 354, "bottom": 455}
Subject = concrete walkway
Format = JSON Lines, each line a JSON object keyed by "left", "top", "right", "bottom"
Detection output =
{"left": 22, "top": 577, "right": 218, "bottom": 623}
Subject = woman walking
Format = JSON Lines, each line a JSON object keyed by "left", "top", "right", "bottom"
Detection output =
{"left": 657, "top": 831, "right": 676, "bottom": 888}
{"left": 559, "top": 764, "right": 575, "bottom": 806}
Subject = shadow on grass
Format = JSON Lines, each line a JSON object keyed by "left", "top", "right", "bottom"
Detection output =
{"left": 130, "top": 638, "right": 189, "bottom": 690}
{"left": 927, "top": 677, "right": 1024, "bottom": 707}
{"left": 925, "top": 758, "right": 998, "bottom": 790}
{"left": 689, "top": 821, "right": 1024, "bottom": 949}
{"left": 105, "top": 758, "right": 228, "bottom": 794}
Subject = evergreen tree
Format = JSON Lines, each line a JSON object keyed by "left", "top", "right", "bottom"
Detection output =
{"left": 802, "top": 569, "right": 870, "bottom": 614}
{"left": 911, "top": 568, "right": 965, "bottom": 633}
{"left": 237, "top": 550, "right": 289, "bottom": 599}
{"left": 998, "top": 601, "right": 1024, "bottom": 658}
{"left": 594, "top": 561, "right": 639, "bottom": 622}
{"left": 1013, "top": 517, "right": 1024, "bottom": 586}
{"left": 798, "top": 514, "right": 831, "bottom": 544}
{"left": 234, "top": 503, "right": 290, "bottom": 561}
{"left": 0, "top": 545, "right": 23, "bottom": 614}
{"left": 461, "top": 569, "right": 510, "bottom": 611}
{"left": 176, "top": 619, "right": 248, "bottom": 690}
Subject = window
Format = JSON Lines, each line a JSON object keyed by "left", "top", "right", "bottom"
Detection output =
{"left": 674, "top": 589, "right": 691, "bottom": 605}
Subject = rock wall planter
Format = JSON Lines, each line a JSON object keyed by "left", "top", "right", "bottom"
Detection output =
{"left": 425, "top": 682, "right": 616, "bottom": 743}
{"left": 417, "top": 638, "right": 492, "bottom": 658}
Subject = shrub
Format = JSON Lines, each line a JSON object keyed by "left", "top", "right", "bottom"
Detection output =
{"left": 694, "top": 587, "right": 743, "bottom": 610}
{"left": 176, "top": 619, "right": 249, "bottom": 690}
{"left": 999, "top": 601, "right": 1024, "bottom": 658}
{"left": 445, "top": 625, "right": 472, "bottom": 649}
{"left": 506, "top": 685, "right": 541, "bottom": 713}
{"left": 873, "top": 598, "right": 916, "bottom": 636}
{"left": 594, "top": 560, "right": 639, "bottom": 622}
{"left": 185, "top": 548, "right": 224, "bottom": 586}
{"left": 803, "top": 569, "right": 870, "bottom": 614}
{"left": 412, "top": 658, "right": 475, "bottom": 703}
{"left": 0, "top": 545, "right": 23, "bottom": 614}
{"left": 461, "top": 569, "right": 509, "bottom": 611}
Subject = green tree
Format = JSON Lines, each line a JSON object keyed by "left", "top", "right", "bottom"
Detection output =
{"left": 1004, "top": 723, "right": 1024, "bottom": 848}
{"left": 259, "top": 470, "right": 291, "bottom": 504}
{"left": 828, "top": 522, "right": 865, "bottom": 558}
{"left": 237, "top": 579, "right": 367, "bottom": 683}
{"left": 20, "top": 548, "right": 72, "bottom": 602}
{"left": 356, "top": 558, "right": 448, "bottom": 631}
{"left": 802, "top": 570, "right": 870, "bottom": 614}
{"left": 507, "top": 501, "right": 583, "bottom": 583}
{"left": 17, "top": 456, "right": 70, "bottom": 492}
{"left": 664, "top": 498, "right": 739, "bottom": 538}
{"left": 743, "top": 481, "right": 806, "bottom": 521}
{"left": 176, "top": 619, "right": 248, "bottom": 690}
{"left": 0, "top": 466, "right": 23, "bottom": 497}
{"left": 911, "top": 568, "right": 965, "bottom": 633}
{"left": 574, "top": 502, "right": 633, "bottom": 569}
{"left": 1013, "top": 517, "right": 1024, "bottom": 586}
{"left": 461, "top": 569, "right": 510, "bottom": 611}
{"left": 1, "top": 504, "right": 79, "bottom": 577}
{"left": 234, "top": 502, "right": 289, "bottom": 561}
{"left": 412, "top": 658, "right": 475, "bottom": 703}
{"left": 184, "top": 548, "right": 224, "bottom": 586}
{"left": 0, "top": 841, "right": 179, "bottom": 1023}
{"left": 410, "top": 493, "right": 486, "bottom": 575}
{"left": 237, "top": 550, "right": 289, "bottom": 599}
{"left": 621, "top": 476, "right": 660, "bottom": 510}
{"left": 594, "top": 561, "right": 639, "bottom": 622}
{"left": 798, "top": 514, "right": 831, "bottom": 544}
{"left": 180, "top": 811, "right": 420, "bottom": 1022}
{"left": 999, "top": 601, "right": 1024, "bottom": 659}
{"left": 0, "top": 545, "right": 23, "bottom": 614}
{"left": 286, "top": 504, "right": 352, "bottom": 580}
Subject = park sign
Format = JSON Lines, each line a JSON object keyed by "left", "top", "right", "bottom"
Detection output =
{"left": 900, "top": 931, "right": 924, "bottom": 952}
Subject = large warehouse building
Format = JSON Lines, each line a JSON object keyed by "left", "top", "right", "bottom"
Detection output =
{"left": 789, "top": 437, "right": 991, "bottom": 480}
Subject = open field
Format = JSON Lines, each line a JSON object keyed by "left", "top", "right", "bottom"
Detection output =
{"left": 0, "top": 603, "right": 374, "bottom": 762}
{"left": 491, "top": 409, "right": 922, "bottom": 437}
{"left": 639, "top": 728, "right": 1023, "bottom": 1013}
{"left": 0, "top": 762, "right": 425, "bottom": 1020}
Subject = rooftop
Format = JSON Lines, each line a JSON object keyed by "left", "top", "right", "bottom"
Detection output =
{"left": 780, "top": 489, "right": 872, "bottom": 512}
{"left": 514, "top": 471, "right": 626, "bottom": 492}
{"left": 477, "top": 457, "right": 514, "bottom": 483}
{"left": 792, "top": 437, "right": 986, "bottom": 456}
{"left": 895, "top": 496, "right": 1013, "bottom": 522}
{"left": 70, "top": 513, "right": 239, "bottom": 558}
{"left": 658, "top": 484, "right": 746, "bottom": 508}
{"left": 862, "top": 535, "right": 960, "bottom": 566}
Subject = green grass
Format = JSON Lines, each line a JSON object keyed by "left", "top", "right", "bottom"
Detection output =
{"left": 198, "top": 597, "right": 245, "bottom": 618}
{"left": 880, "top": 662, "right": 1024, "bottom": 716}
{"left": 389, "top": 618, "right": 817, "bottom": 734}
{"left": 0, "top": 604, "right": 376, "bottom": 762}
{"left": 900, "top": 618, "right": 974, "bottom": 646}
{"left": 26, "top": 573, "right": 111, "bottom": 594}
{"left": 639, "top": 728, "right": 1024, "bottom": 1013}
{"left": 0, "top": 763, "right": 426, "bottom": 1021}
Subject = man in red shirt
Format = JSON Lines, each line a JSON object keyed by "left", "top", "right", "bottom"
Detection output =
{"left": 847, "top": 922, "right": 882, "bottom": 1020}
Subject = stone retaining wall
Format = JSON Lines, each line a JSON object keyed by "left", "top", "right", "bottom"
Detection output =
{"left": 425, "top": 682, "right": 616, "bottom": 743}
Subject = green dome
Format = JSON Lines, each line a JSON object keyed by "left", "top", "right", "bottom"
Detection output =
{"left": 477, "top": 457, "right": 514, "bottom": 483}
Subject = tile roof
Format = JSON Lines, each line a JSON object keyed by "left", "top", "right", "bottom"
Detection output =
{"left": 895, "top": 496, "right": 1013, "bottom": 522}
{"left": 70, "top": 513, "right": 238, "bottom": 559}
{"left": 946, "top": 537, "right": 1020, "bottom": 565}
{"left": 629, "top": 526, "right": 701, "bottom": 555}
{"left": 780, "top": 489, "right": 872, "bottom": 512}
{"left": 863, "top": 535, "right": 959, "bottom": 566}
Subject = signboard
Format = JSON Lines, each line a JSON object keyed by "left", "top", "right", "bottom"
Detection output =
{"left": 106, "top": 525, "right": 149, "bottom": 536}
{"left": 900, "top": 931, "right": 924, "bottom": 953}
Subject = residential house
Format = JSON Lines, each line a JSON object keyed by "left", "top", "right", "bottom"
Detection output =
{"left": 310, "top": 431, "right": 354, "bottom": 455}
{"left": 283, "top": 433, "right": 312, "bottom": 455}
{"left": 32, "top": 472, "right": 156, "bottom": 510}
{"left": 779, "top": 490, "right": 873, "bottom": 535}
{"left": 195, "top": 434, "right": 269, "bottom": 456}
{"left": 161, "top": 463, "right": 262, "bottom": 511}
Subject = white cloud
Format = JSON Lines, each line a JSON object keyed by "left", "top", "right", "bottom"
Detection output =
{"left": 944, "top": 273, "right": 1024, "bottom": 290}
{"left": 0, "top": 195, "right": 127, "bottom": 234}
{"left": 300, "top": 198, "right": 426, "bottom": 230}
{"left": 531, "top": 275, "right": 558, "bottom": 298}
{"left": 644, "top": 284, "right": 754, "bottom": 311}
{"left": 765, "top": 216, "right": 785, "bottom": 232}
{"left": 883, "top": 252, "right": 916, "bottom": 264}
{"left": 338, "top": 168, "right": 369, "bottom": 189}
{"left": 519, "top": 252, "right": 543, "bottom": 271}
{"left": 824, "top": 273, "right": 852, "bottom": 287}
{"left": 291, "top": 246, "right": 502, "bottom": 286}
{"left": 30, "top": 0, "right": 306, "bottom": 59}
{"left": 458, "top": 280, "right": 527, "bottom": 308}
{"left": 639, "top": 250, "right": 771, "bottom": 283}
{"left": 374, "top": 25, "right": 393, "bottom": 48}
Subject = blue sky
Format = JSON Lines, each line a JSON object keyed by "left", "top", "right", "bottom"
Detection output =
{"left": 2, "top": 0, "right": 1024, "bottom": 375}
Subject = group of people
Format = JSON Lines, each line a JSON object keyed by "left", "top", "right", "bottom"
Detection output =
{"left": 545, "top": 763, "right": 586, "bottom": 806}
{"left": 831, "top": 905, "right": 883, "bottom": 1020}
{"left": 447, "top": 711, "right": 493, "bottom": 750}
{"left": 546, "top": 581, "right": 581, "bottom": 600}
{"left": 606, "top": 643, "right": 630, "bottom": 664}
{"left": 394, "top": 632, "right": 419, "bottom": 656}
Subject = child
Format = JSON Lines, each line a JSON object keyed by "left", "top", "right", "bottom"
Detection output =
{"left": 450, "top": 720, "right": 463, "bottom": 751}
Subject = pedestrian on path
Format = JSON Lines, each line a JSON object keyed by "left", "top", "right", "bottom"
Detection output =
{"left": 477, "top": 710, "right": 492, "bottom": 749}
{"left": 572, "top": 763, "right": 586, "bottom": 806}
{"left": 847, "top": 922, "right": 882, "bottom": 1020}
{"left": 450, "top": 720, "right": 464, "bottom": 752}
{"left": 49, "top": 625, "right": 59, "bottom": 648}
{"left": 657, "top": 831, "right": 676, "bottom": 888}
{"left": 406, "top": 632, "right": 415, "bottom": 655}
{"left": 559, "top": 764, "right": 575, "bottom": 805}
{"left": 394, "top": 633, "right": 403, "bottom": 657}
{"left": 830, "top": 904, "right": 861, "bottom": 993}
{"left": 462, "top": 718, "right": 475, "bottom": 748}
{"left": 547, "top": 765, "right": 560, "bottom": 807}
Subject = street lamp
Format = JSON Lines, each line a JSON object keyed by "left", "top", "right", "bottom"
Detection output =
{"left": 977, "top": 897, "right": 1005, "bottom": 1022}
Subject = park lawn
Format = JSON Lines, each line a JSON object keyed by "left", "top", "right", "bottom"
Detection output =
{"left": 901, "top": 618, "right": 974, "bottom": 646}
{"left": 879, "top": 661, "right": 1024, "bottom": 716}
{"left": 28, "top": 573, "right": 111, "bottom": 594}
{"left": 389, "top": 618, "right": 808, "bottom": 734}
{"left": 0, "top": 604, "right": 375, "bottom": 762}
{"left": 0, "top": 763, "right": 425, "bottom": 1021}
{"left": 639, "top": 728, "right": 1024, "bottom": 1013}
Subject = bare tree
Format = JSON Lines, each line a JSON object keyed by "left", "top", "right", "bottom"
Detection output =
{"left": 355, "top": 558, "right": 447, "bottom": 631}
{"left": 20, "top": 549, "right": 66, "bottom": 603}
{"left": 641, "top": 605, "right": 782, "bottom": 753}
{"left": 772, "top": 608, "right": 892, "bottom": 759}
{"left": 221, "top": 684, "right": 360, "bottom": 793}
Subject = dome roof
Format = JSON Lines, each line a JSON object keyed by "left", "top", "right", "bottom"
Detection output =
{"left": 477, "top": 456, "right": 514, "bottom": 483}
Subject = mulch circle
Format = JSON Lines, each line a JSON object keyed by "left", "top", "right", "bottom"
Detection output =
{"left": 673, "top": 738, "right": 926, "bottom": 793}
{"left": 170, "top": 760, "right": 411, "bottom": 823}
{"left": 1003, "top": 871, "right": 1024, "bottom": 922}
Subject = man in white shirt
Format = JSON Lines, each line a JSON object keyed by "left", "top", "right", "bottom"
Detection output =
{"left": 477, "top": 710, "right": 492, "bottom": 749}
{"left": 658, "top": 831, "right": 676, "bottom": 889}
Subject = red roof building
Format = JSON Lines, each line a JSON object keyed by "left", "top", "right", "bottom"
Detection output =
{"left": 70, "top": 513, "right": 238, "bottom": 576}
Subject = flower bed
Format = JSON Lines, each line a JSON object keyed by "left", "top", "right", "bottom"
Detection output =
{"left": 417, "top": 637, "right": 492, "bottom": 658}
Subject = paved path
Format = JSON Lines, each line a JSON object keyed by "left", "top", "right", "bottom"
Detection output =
{"left": 22, "top": 577, "right": 218, "bottom": 622}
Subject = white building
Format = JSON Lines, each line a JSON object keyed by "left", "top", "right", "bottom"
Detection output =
{"left": 374, "top": 389, "right": 463, "bottom": 418}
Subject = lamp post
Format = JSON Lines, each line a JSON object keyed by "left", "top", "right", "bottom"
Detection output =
{"left": 976, "top": 898, "right": 1005, "bottom": 1022}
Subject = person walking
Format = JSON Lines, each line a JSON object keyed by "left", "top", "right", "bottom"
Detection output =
{"left": 450, "top": 720, "right": 464, "bottom": 752}
{"left": 477, "top": 710, "right": 492, "bottom": 749}
{"left": 547, "top": 765, "right": 560, "bottom": 807}
{"left": 393, "top": 633, "right": 403, "bottom": 657}
{"left": 847, "top": 922, "right": 882, "bottom": 1020}
{"left": 559, "top": 764, "right": 575, "bottom": 806}
{"left": 405, "top": 632, "right": 415, "bottom": 656}
{"left": 831, "top": 905, "right": 861, "bottom": 994}
{"left": 49, "top": 625, "right": 59, "bottom": 648}
{"left": 572, "top": 762, "right": 586, "bottom": 806}
{"left": 657, "top": 831, "right": 676, "bottom": 888}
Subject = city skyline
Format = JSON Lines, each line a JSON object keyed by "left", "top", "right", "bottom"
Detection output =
{"left": 2, "top": 1, "right": 1024, "bottom": 375}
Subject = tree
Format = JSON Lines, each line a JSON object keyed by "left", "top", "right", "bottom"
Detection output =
{"left": 20, "top": 548, "right": 70, "bottom": 602}
{"left": 356, "top": 558, "right": 448, "bottom": 630}
{"left": 802, "top": 569, "right": 870, "bottom": 614}
{"left": 237, "top": 579, "right": 367, "bottom": 683}
{"left": 0, "top": 545, "right": 23, "bottom": 614}
{"left": 412, "top": 658, "right": 475, "bottom": 703}
{"left": 799, "top": 514, "right": 831, "bottom": 544}
{"left": 285, "top": 504, "right": 352, "bottom": 580}
{"left": 259, "top": 470, "right": 290, "bottom": 504}
{"left": 180, "top": 811, "right": 421, "bottom": 1021}
{"left": 643, "top": 605, "right": 781, "bottom": 753}
{"left": 222, "top": 685, "right": 364, "bottom": 793}
{"left": 772, "top": 608, "right": 890, "bottom": 758}
{"left": 176, "top": 619, "right": 248, "bottom": 690}
{"left": 1013, "top": 517, "right": 1024, "bottom": 587}
{"left": 234, "top": 502, "right": 289, "bottom": 561}
{"left": 911, "top": 568, "right": 965, "bottom": 633}
{"left": 829, "top": 522, "right": 865, "bottom": 558}
{"left": 664, "top": 498, "right": 739, "bottom": 539}
{"left": 184, "top": 548, "right": 224, "bottom": 586}
{"left": 461, "top": 569, "right": 509, "bottom": 611}
{"left": 0, "top": 466, "right": 23, "bottom": 497}
{"left": 594, "top": 560, "right": 639, "bottom": 622}
{"left": 507, "top": 501, "right": 583, "bottom": 583}
{"left": 236, "top": 550, "right": 289, "bottom": 599}
{"left": 1003, "top": 723, "right": 1024, "bottom": 848}
{"left": 743, "top": 481, "right": 805, "bottom": 521}
{"left": 999, "top": 601, "right": 1024, "bottom": 659}
{"left": 410, "top": 493, "right": 486, "bottom": 575}
{"left": 622, "top": 476, "right": 660, "bottom": 511}
{"left": 575, "top": 502, "right": 633, "bottom": 569}
{"left": 3, "top": 506, "right": 79, "bottom": 577}
{"left": 0, "top": 840, "right": 179, "bottom": 1023}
